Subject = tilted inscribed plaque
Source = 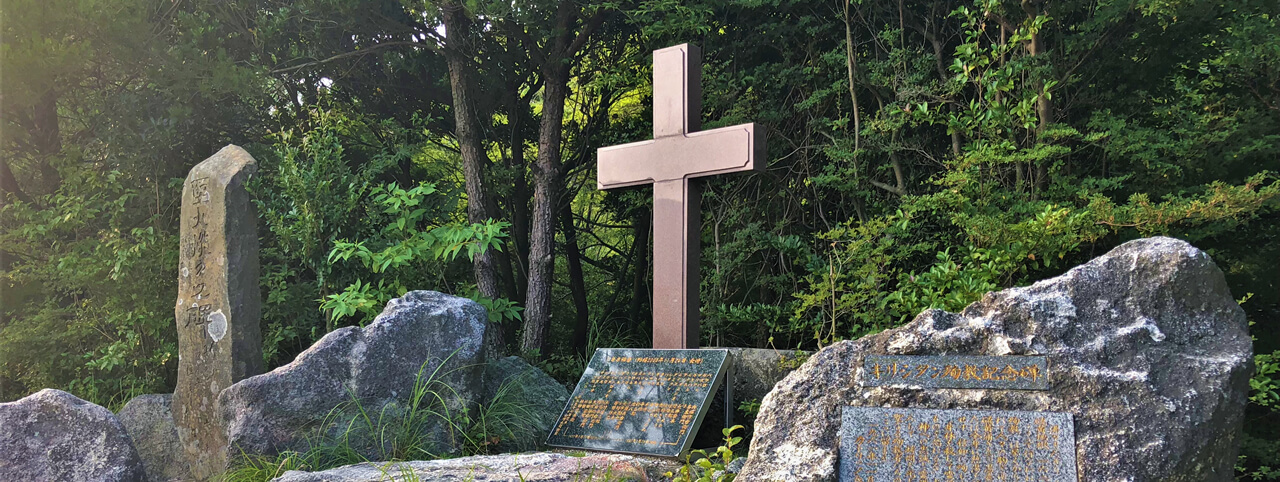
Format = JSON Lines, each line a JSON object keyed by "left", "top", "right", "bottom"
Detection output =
{"left": 546, "top": 348, "right": 729, "bottom": 457}
{"left": 840, "top": 407, "right": 1077, "bottom": 482}
{"left": 861, "top": 355, "right": 1050, "bottom": 390}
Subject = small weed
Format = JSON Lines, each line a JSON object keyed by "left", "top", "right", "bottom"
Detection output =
{"left": 667, "top": 425, "right": 745, "bottom": 482}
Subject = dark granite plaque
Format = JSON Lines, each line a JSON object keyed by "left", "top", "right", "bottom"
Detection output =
{"left": 546, "top": 348, "right": 729, "bottom": 457}
{"left": 840, "top": 407, "right": 1076, "bottom": 482}
{"left": 861, "top": 355, "right": 1050, "bottom": 390}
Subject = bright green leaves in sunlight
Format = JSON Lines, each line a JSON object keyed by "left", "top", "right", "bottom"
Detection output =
{"left": 321, "top": 182, "right": 512, "bottom": 326}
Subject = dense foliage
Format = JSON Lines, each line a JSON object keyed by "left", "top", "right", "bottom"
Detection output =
{"left": 2, "top": 0, "right": 1278, "bottom": 476}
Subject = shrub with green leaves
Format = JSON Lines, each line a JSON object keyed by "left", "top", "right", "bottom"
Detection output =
{"left": 321, "top": 181, "right": 511, "bottom": 326}
{"left": 668, "top": 425, "right": 745, "bottom": 482}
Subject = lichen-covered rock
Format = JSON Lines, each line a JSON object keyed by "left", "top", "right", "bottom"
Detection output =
{"left": 694, "top": 348, "right": 808, "bottom": 448}
{"left": 220, "top": 290, "right": 488, "bottom": 460}
{"left": 270, "top": 452, "right": 678, "bottom": 482}
{"left": 118, "top": 394, "right": 191, "bottom": 482}
{"left": 483, "top": 356, "right": 570, "bottom": 452}
{"left": 725, "top": 348, "right": 808, "bottom": 405}
{"left": 0, "top": 389, "right": 146, "bottom": 482}
{"left": 738, "top": 237, "right": 1253, "bottom": 482}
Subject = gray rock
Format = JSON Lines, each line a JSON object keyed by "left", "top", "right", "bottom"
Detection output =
{"left": 270, "top": 452, "right": 678, "bottom": 482}
{"left": 694, "top": 348, "right": 807, "bottom": 448}
{"left": 726, "top": 457, "right": 746, "bottom": 474}
{"left": 482, "top": 356, "right": 570, "bottom": 452}
{"left": 220, "top": 290, "right": 488, "bottom": 461}
{"left": 117, "top": 394, "right": 191, "bottom": 482}
{"left": 738, "top": 237, "right": 1253, "bottom": 482}
{"left": 0, "top": 389, "right": 146, "bottom": 482}
{"left": 173, "top": 144, "right": 264, "bottom": 480}
{"left": 723, "top": 348, "right": 808, "bottom": 406}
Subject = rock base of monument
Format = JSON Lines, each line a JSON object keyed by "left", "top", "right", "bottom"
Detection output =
{"left": 270, "top": 451, "right": 682, "bottom": 482}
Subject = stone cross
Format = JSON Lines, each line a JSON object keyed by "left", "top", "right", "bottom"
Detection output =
{"left": 597, "top": 44, "right": 765, "bottom": 349}
{"left": 172, "top": 144, "right": 264, "bottom": 480}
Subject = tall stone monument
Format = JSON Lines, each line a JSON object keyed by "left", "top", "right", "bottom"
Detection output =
{"left": 597, "top": 44, "right": 765, "bottom": 349}
{"left": 173, "top": 145, "right": 264, "bottom": 480}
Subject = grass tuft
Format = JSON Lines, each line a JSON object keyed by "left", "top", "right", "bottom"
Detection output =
{"left": 222, "top": 351, "right": 547, "bottom": 482}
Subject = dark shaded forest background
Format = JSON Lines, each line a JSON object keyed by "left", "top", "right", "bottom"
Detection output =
{"left": 2, "top": 0, "right": 1278, "bottom": 476}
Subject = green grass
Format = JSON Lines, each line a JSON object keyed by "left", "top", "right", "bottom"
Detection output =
{"left": 221, "top": 352, "right": 547, "bottom": 482}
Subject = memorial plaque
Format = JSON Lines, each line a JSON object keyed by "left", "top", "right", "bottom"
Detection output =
{"left": 862, "top": 355, "right": 1050, "bottom": 390}
{"left": 840, "top": 407, "right": 1077, "bottom": 482}
{"left": 546, "top": 348, "right": 729, "bottom": 457}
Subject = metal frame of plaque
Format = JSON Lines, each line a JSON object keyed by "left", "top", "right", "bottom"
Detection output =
{"left": 546, "top": 348, "right": 730, "bottom": 457}
{"left": 840, "top": 406, "right": 1078, "bottom": 482}
{"left": 862, "top": 355, "right": 1051, "bottom": 390}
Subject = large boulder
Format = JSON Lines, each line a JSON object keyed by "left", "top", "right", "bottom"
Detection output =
{"left": 0, "top": 389, "right": 146, "bottom": 481}
{"left": 482, "top": 356, "right": 570, "bottom": 452}
{"left": 739, "top": 237, "right": 1253, "bottom": 482}
{"left": 220, "top": 290, "right": 489, "bottom": 460}
{"left": 117, "top": 394, "right": 191, "bottom": 482}
{"left": 270, "top": 452, "right": 679, "bottom": 482}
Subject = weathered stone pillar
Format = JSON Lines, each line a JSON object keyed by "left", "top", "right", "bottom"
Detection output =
{"left": 173, "top": 144, "right": 263, "bottom": 480}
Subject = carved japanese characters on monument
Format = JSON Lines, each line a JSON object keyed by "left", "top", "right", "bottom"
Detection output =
{"left": 172, "top": 145, "right": 264, "bottom": 481}
{"left": 862, "top": 355, "right": 1050, "bottom": 390}
{"left": 840, "top": 407, "right": 1078, "bottom": 481}
{"left": 597, "top": 44, "right": 765, "bottom": 349}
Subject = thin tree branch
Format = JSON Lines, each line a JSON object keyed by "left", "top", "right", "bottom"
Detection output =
{"left": 270, "top": 41, "right": 426, "bottom": 74}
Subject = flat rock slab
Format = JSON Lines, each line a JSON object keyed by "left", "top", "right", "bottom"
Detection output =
{"left": 739, "top": 237, "right": 1253, "bottom": 482}
{"left": 0, "top": 389, "right": 146, "bottom": 482}
{"left": 271, "top": 452, "right": 680, "bottom": 482}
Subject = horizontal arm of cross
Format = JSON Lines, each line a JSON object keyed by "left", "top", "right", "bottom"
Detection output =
{"left": 597, "top": 123, "right": 763, "bottom": 189}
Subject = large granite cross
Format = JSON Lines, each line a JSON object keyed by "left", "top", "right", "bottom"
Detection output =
{"left": 597, "top": 44, "right": 765, "bottom": 349}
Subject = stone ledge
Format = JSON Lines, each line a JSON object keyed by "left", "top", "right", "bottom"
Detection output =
{"left": 272, "top": 451, "right": 683, "bottom": 482}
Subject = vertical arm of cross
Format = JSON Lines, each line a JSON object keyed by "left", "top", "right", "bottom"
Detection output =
{"left": 652, "top": 179, "right": 701, "bottom": 349}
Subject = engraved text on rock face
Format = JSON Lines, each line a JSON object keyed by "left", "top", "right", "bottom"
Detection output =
{"left": 840, "top": 407, "right": 1077, "bottom": 482}
{"left": 181, "top": 176, "right": 218, "bottom": 351}
{"left": 862, "top": 355, "right": 1050, "bottom": 390}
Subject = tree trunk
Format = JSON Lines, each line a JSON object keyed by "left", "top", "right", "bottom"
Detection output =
{"left": 507, "top": 86, "right": 531, "bottom": 305}
{"left": 1023, "top": 0, "right": 1053, "bottom": 197}
{"left": 628, "top": 207, "right": 651, "bottom": 330}
{"left": 0, "top": 157, "right": 31, "bottom": 205}
{"left": 843, "top": 0, "right": 862, "bottom": 152}
{"left": 32, "top": 89, "right": 62, "bottom": 190}
{"left": 441, "top": 2, "right": 503, "bottom": 353}
{"left": 521, "top": 58, "right": 571, "bottom": 360}
{"left": 561, "top": 201, "right": 591, "bottom": 356}
{"left": 519, "top": 4, "right": 606, "bottom": 360}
